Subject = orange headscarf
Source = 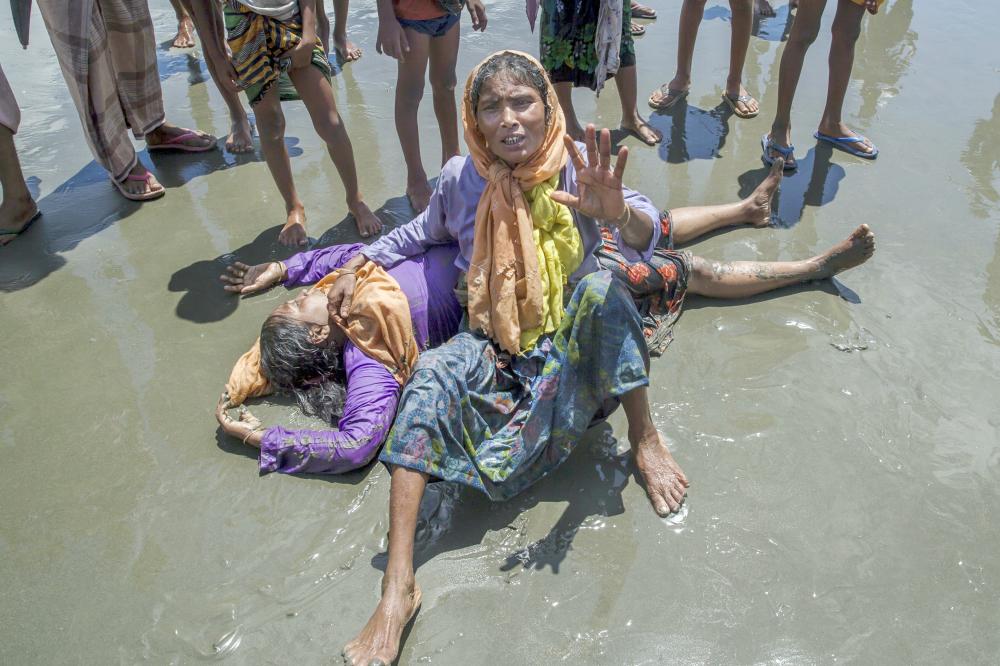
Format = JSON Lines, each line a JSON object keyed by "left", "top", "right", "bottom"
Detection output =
{"left": 462, "top": 50, "right": 581, "bottom": 355}
{"left": 225, "top": 262, "right": 419, "bottom": 406}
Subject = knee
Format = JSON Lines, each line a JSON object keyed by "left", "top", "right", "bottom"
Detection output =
{"left": 313, "top": 112, "right": 343, "bottom": 142}
{"left": 832, "top": 20, "right": 862, "bottom": 45}
{"left": 789, "top": 24, "right": 821, "bottom": 49}
{"left": 255, "top": 109, "right": 285, "bottom": 142}
{"left": 396, "top": 76, "right": 425, "bottom": 103}
{"left": 430, "top": 71, "right": 457, "bottom": 97}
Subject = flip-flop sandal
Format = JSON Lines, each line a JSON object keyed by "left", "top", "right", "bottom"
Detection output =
{"left": 147, "top": 130, "right": 217, "bottom": 153}
{"left": 761, "top": 133, "right": 797, "bottom": 171}
{"left": 648, "top": 85, "right": 688, "bottom": 110}
{"left": 722, "top": 92, "right": 760, "bottom": 119}
{"left": 630, "top": 21, "right": 645, "bottom": 36}
{"left": 631, "top": 2, "right": 657, "bottom": 19}
{"left": 813, "top": 131, "right": 879, "bottom": 160}
{"left": 111, "top": 172, "right": 166, "bottom": 202}
{"left": 0, "top": 208, "right": 41, "bottom": 246}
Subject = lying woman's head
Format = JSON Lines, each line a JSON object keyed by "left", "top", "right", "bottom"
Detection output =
{"left": 259, "top": 288, "right": 345, "bottom": 423}
{"left": 470, "top": 51, "right": 552, "bottom": 167}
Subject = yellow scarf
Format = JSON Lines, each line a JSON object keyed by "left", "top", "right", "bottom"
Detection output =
{"left": 225, "top": 262, "right": 418, "bottom": 406}
{"left": 463, "top": 50, "right": 583, "bottom": 354}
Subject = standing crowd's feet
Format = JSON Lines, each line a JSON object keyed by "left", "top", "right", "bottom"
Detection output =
{"left": 112, "top": 163, "right": 165, "bottom": 201}
{"left": 762, "top": 131, "right": 797, "bottom": 171}
{"left": 279, "top": 205, "right": 308, "bottom": 247}
{"left": 171, "top": 14, "right": 195, "bottom": 49}
{"left": 146, "top": 123, "right": 217, "bottom": 153}
{"left": 621, "top": 113, "right": 663, "bottom": 145}
{"left": 814, "top": 121, "right": 878, "bottom": 160}
{"left": 350, "top": 200, "right": 383, "bottom": 239}
{"left": 225, "top": 117, "right": 255, "bottom": 154}
{"left": 334, "top": 34, "right": 363, "bottom": 63}
{"left": 648, "top": 82, "right": 689, "bottom": 111}
{"left": 406, "top": 181, "right": 433, "bottom": 215}
{"left": 722, "top": 84, "right": 760, "bottom": 119}
{"left": 0, "top": 196, "right": 40, "bottom": 246}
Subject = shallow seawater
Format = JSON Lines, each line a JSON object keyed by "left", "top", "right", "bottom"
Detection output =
{"left": 1, "top": 1, "right": 999, "bottom": 663}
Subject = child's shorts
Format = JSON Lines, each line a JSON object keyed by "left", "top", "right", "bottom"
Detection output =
{"left": 397, "top": 12, "right": 461, "bottom": 38}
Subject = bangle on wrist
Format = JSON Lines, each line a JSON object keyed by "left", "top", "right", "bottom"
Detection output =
{"left": 243, "top": 426, "right": 262, "bottom": 444}
{"left": 614, "top": 205, "right": 632, "bottom": 230}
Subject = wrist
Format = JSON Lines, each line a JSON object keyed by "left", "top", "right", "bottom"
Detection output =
{"left": 276, "top": 261, "right": 288, "bottom": 281}
{"left": 612, "top": 205, "right": 631, "bottom": 229}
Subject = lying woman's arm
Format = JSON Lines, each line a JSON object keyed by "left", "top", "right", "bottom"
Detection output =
{"left": 258, "top": 344, "right": 400, "bottom": 475}
{"left": 221, "top": 243, "right": 366, "bottom": 294}
{"left": 281, "top": 243, "right": 365, "bottom": 286}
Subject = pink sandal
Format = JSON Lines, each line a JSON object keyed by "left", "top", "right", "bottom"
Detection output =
{"left": 147, "top": 130, "right": 217, "bottom": 153}
{"left": 111, "top": 171, "right": 166, "bottom": 202}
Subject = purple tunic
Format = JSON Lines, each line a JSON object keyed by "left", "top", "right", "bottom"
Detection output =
{"left": 364, "top": 151, "right": 660, "bottom": 275}
{"left": 258, "top": 243, "right": 462, "bottom": 475}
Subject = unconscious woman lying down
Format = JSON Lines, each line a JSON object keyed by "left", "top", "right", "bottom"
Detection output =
{"left": 326, "top": 51, "right": 875, "bottom": 665}
{"left": 215, "top": 242, "right": 461, "bottom": 474}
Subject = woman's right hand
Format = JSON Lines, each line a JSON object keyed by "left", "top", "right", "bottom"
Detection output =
{"left": 220, "top": 261, "right": 286, "bottom": 295}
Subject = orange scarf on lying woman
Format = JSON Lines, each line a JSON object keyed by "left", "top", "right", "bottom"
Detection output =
{"left": 462, "top": 50, "right": 582, "bottom": 355}
{"left": 225, "top": 262, "right": 419, "bottom": 405}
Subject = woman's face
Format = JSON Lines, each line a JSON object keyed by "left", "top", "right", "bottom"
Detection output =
{"left": 272, "top": 288, "right": 330, "bottom": 331}
{"left": 475, "top": 75, "right": 546, "bottom": 167}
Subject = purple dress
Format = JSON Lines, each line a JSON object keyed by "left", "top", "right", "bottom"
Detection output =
{"left": 258, "top": 243, "right": 462, "bottom": 475}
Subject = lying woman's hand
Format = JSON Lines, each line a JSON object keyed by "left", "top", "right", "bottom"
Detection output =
{"left": 550, "top": 124, "right": 629, "bottom": 223}
{"left": 326, "top": 272, "right": 357, "bottom": 321}
{"left": 221, "top": 261, "right": 286, "bottom": 295}
{"left": 215, "top": 392, "right": 265, "bottom": 448}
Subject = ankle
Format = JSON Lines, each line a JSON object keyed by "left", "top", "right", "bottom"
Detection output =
{"left": 381, "top": 572, "right": 415, "bottom": 596}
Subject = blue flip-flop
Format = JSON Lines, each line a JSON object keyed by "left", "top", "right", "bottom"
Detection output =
{"left": 761, "top": 133, "right": 797, "bottom": 171}
{"left": 0, "top": 209, "right": 40, "bottom": 246}
{"left": 813, "top": 131, "right": 879, "bottom": 160}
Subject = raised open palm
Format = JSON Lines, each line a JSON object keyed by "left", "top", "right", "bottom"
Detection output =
{"left": 550, "top": 125, "right": 629, "bottom": 224}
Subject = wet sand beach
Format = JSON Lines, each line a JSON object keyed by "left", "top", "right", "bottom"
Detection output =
{"left": 2, "top": 0, "right": 999, "bottom": 663}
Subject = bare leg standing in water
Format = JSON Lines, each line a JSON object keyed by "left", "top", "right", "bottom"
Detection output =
{"left": 183, "top": 0, "right": 255, "bottom": 153}
{"left": 168, "top": 0, "right": 195, "bottom": 48}
{"left": 0, "top": 65, "right": 37, "bottom": 246}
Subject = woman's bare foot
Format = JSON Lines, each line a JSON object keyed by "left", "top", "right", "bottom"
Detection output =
{"left": 406, "top": 181, "right": 433, "bottom": 214}
{"left": 334, "top": 33, "right": 363, "bottom": 62}
{"left": 622, "top": 113, "right": 663, "bottom": 145}
{"left": 225, "top": 117, "right": 254, "bottom": 154}
{"left": 631, "top": 430, "right": 689, "bottom": 516}
{"left": 171, "top": 14, "right": 195, "bottom": 49}
{"left": 0, "top": 195, "right": 39, "bottom": 246}
{"left": 278, "top": 205, "right": 308, "bottom": 247}
{"left": 349, "top": 200, "right": 383, "bottom": 238}
{"left": 744, "top": 158, "right": 784, "bottom": 227}
{"left": 815, "top": 224, "right": 876, "bottom": 277}
{"left": 343, "top": 579, "right": 422, "bottom": 666}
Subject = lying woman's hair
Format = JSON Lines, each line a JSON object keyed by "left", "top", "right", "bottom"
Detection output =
{"left": 470, "top": 51, "right": 552, "bottom": 124}
{"left": 259, "top": 314, "right": 346, "bottom": 423}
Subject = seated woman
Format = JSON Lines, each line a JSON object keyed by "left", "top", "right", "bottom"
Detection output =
{"left": 214, "top": 242, "right": 462, "bottom": 475}
{"left": 330, "top": 51, "right": 876, "bottom": 665}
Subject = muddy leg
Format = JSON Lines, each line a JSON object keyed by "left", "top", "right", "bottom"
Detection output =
{"left": 687, "top": 224, "right": 876, "bottom": 298}
{"left": 343, "top": 466, "right": 427, "bottom": 666}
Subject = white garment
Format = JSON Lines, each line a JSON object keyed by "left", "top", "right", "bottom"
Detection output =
{"left": 593, "top": 0, "right": 624, "bottom": 95}
{"left": 236, "top": 0, "right": 299, "bottom": 22}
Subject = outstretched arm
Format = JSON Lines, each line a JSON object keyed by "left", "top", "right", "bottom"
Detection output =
{"left": 550, "top": 125, "right": 657, "bottom": 257}
{"left": 258, "top": 347, "right": 401, "bottom": 474}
